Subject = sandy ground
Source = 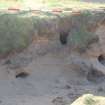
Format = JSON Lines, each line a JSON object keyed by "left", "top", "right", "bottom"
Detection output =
{"left": 0, "top": 40, "right": 105, "bottom": 105}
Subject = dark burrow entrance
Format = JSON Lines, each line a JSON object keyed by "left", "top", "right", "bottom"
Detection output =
{"left": 87, "top": 54, "right": 105, "bottom": 83}
{"left": 16, "top": 72, "right": 29, "bottom": 78}
{"left": 98, "top": 54, "right": 105, "bottom": 65}
{"left": 59, "top": 31, "right": 69, "bottom": 45}
{"left": 87, "top": 68, "right": 105, "bottom": 83}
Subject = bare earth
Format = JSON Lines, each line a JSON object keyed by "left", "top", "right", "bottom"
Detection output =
{"left": 0, "top": 37, "right": 104, "bottom": 105}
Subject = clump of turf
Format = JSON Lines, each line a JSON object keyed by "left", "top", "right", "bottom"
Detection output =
{"left": 0, "top": 13, "right": 34, "bottom": 55}
{"left": 68, "top": 11, "right": 99, "bottom": 53}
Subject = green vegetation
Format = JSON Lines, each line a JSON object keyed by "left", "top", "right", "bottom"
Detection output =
{"left": 68, "top": 11, "right": 99, "bottom": 52}
{"left": 0, "top": 0, "right": 105, "bottom": 10}
{"left": 0, "top": 13, "right": 34, "bottom": 54}
{"left": 84, "top": 96, "right": 97, "bottom": 105}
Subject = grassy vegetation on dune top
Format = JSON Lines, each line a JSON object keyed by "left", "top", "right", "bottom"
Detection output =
{"left": 45, "top": 0, "right": 105, "bottom": 10}
{"left": 0, "top": 0, "right": 105, "bottom": 10}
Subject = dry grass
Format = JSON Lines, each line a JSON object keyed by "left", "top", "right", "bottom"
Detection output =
{"left": 0, "top": 0, "right": 105, "bottom": 10}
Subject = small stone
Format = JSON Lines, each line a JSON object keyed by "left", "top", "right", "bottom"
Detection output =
{"left": 52, "top": 97, "right": 67, "bottom": 105}
{"left": 64, "top": 85, "right": 71, "bottom": 89}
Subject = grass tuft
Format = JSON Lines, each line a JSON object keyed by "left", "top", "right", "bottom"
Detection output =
{"left": 0, "top": 13, "right": 34, "bottom": 54}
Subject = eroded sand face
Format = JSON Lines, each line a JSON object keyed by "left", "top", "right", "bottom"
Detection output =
{"left": 0, "top": 37, "right": 104, "bottom": 105}
{"left": 0, "top": 19, "right": 105, "bottom": 104}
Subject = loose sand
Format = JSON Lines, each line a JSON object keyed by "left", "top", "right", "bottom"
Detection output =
{"left": 0, "top": 39, "right": 104, "bottom": 105}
